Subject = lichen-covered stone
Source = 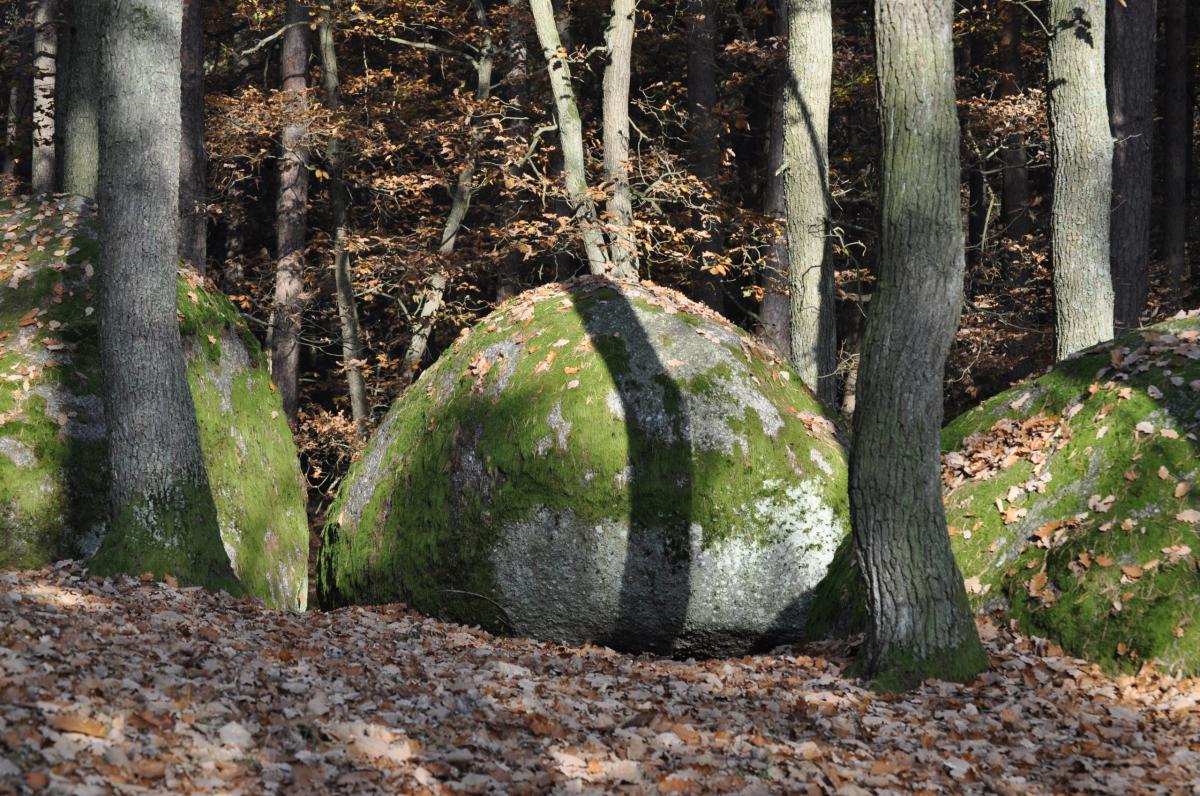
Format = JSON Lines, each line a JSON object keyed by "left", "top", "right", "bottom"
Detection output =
{"left": 319, "top": 277, "right": 849, "bottom": 656}
{"left": 808, "top": 314, "right": 1200, "bottom": 675}
{"left": 0, "top": 196, "right": 308, "bottom": 610}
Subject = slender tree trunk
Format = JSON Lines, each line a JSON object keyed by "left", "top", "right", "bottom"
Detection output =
{"left": 997, "top": 0, "right": 1029, "bottom": 236}
{"left": 782, "top": 0, "right": 837, "bottom": 404}
{"left": 60, "top": 0, "right": 98, "bottom": 197}
{"left": 529, "top": 0, "right": 611, "bottom": 273}
{"left": 30, "top": 0, "right": 55, "bottom": 193}
{"left": 850, "top": 0, "right": 986, "bottom": 691}
{"left": 91, "top": 0, "right": 235, "bottom": 591}
{"left": 760, "top": 83, "right": 792, "bottom": 360}
{"left": 1048, "top": 0, "right": 1114, "bottom": 359}
{"left": 1163, "top": 0, "right": 1190, "bottom": 296}
{"left": 685, "top": 0, "right": 724, "bottom": 311}
{"left": 497, "top": 0, "right": 531, "bottom": 301}
{"left": 601, "top": 0, "right": 638, "bottom": 280}
{"left": 3, "top": 1, "right": 32, "bottom": 183}
{"left": 1106, "top": 0, "right": 1155, "bottom": 331}
{"left": 317, "top": 7, "right": 368, "bottom": 430}
{"left": 271, "top": 0, "right": 311, "bottom": 422}
{"left": 399, "top": 7, "right": 495, "bottom": 382}
{"left": 179, "top": 0, "right": 206, "bottom": 273}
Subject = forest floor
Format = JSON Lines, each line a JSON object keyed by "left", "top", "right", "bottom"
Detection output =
{"left": 2, "top": 564, "right": 1199, "bottom": 795}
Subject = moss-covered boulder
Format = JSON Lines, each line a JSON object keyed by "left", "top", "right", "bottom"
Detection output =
{"left": 0, "top": 196, "right": 308, "bottom": 610}
{"left": 319, "top": 277, "right": 849, "bottom": 656}
{"left": 809, "top": 315, "right": 1200, "bottom": 675}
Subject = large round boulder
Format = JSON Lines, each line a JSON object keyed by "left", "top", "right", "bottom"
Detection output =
{"left": 319, "top": 277, "right": 849, "bottom": 656}
{"left": 0, "top": 196, "right": 308, "bottom": 610}
{"left": 808, "top": 314, "right": 1200, "bottom": 675}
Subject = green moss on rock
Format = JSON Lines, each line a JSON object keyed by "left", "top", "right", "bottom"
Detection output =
{"left": 0, "top": 196, "right": 308, "bottom": 610}
{"left": 319, "top": 277, "right": 850, "bottom": 656}
{"left": 808, "top": 315, "right": 1200, "bottom": 676}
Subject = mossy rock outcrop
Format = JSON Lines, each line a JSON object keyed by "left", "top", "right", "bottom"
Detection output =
{"left": 319, "top": 277, "right": 849, "bottom": 656}
{"left": 0, "top": 196, "right": 308, "bottom": 610}
{"left": 808, "top": 315, "right": 1200, "bottom": 675}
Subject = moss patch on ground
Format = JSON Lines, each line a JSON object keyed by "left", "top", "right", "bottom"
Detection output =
{"left": 319, "top": 277, "right": 849, "bottom": 647}
{"left": 0, "top": 195, "right": 308, "bottom": 609}
{"left": 808, "top": 315, "right": 1200, "bottom": 676}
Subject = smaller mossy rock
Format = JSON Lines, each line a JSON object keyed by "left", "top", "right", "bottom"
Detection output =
{"left": 808, "top": 315, "right": 1200, "bottom": 676}
{"left": 0, "top": 196, "right": 308, "bottom": 610}
{"left": 319, "top": 277, "right": 849, "bottom": 656}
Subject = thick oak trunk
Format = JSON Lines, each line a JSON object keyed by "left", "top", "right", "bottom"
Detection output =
{"left": 178, "top": 0, "right": 206, "bottom": 273}
{"left": 271, "top": 0, "right": 311, "bottom": 421}
{"left": 91, "top": 0, "right": 234, "bottom": 591}
{"left": 850, "top": 0, "right": 986, "bottom": 691}
{"left": 1048, "top": 0, "right": 1114, "bottom": 359}
{"left": 1106, "top": 0, "right": 1155, "bottom": 330}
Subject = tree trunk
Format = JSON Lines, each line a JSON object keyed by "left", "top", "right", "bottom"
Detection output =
{"left": 1048, "top": 0, "right": 1113, "bottom": 359}
{"left": 271, "top": 0, "right": 311, "bottom": 422}
{"left": 1163, "top": 0, "right": 1190, "bottom": 296}
{"left": 31, "top": 0, "right": 55, "bottom": 193}
{"left": 685, "top": 0, "right": 724, "bottom": 311}
{"left": 1106, "top": 0, "right": 1155, "bottom": 331}
{"left": 782, "top": 0, "right": 837, "bottom": 405}
{"left": 529, "top": 0, "right": 611, "bottom": 273}
{"left": 997, "top": 0, "right": 1029, "bottom": 236}
{"left": 601, "top": 0, "right": 638, "bottom": 280}
{"left": 90, "top": 0, "right": 235, "bottom": 592}
{"left": 759, "top": 82, "right": 792, "bottom": 360}
{"left": 497, "top": 0, "right": 531, "bottom": 301}
{"left": 317, "top": 6, "right": 369, "bottom": 430}
{"left": 178, "top": 0, "right": 206, "bottom": 273}
{"left": 850, "top": 0, "right": 986, "bottom": 692}
{"left": 400, "top": 6, "right": 495, "bottom": 382}
{"left": 60, "top": 0, "right": 98, "bottom": 197}
{"left": 3, "top": 1, "right": 32, "bottom": 183}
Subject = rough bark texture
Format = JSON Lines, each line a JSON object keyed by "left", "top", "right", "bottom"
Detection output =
{"left": 530, "top": 0, "right": 611, "bottom": 273}
{"left": 759, "top": 84, "right": 792, "bottom": 361}
{"left": 850, "top": 0, "right": 986, "bottom": 692}
{"left": 178, "top": 0, "right": 206, "bottom": 273}
{"left": 601, "top": 0, "right": 638, "bottom": 280}
{"left": 60, "top": 0, "right": 99, "bottom": 197}
{"left": 317, "top": 8, "right": 369, "bottom": 430}
{"left": 1163, "top": 0, "right": 1190, "bottom": 296}
{"left": 685, "top": 0, "right": 724, "bottom": 312}
{"left": 92, "top": 0, "right": 235, "bottom": 592}
{"left": 1048, "top": 0, "right": 1114, "bottom": 359}
{"left": 782, "top": 0, "right": 836, "bottom": 405}
{"left": 31, "top": 0, "right": 55, "bottom": 193}
{"left": 271, "top": 0, "right": 311, "bottom": 421}
{"left": 997, "top": 0, "right": 1029, "bottom": 237}
{"left": 1106, "top": 0, "right": 1155, "bottom": 331}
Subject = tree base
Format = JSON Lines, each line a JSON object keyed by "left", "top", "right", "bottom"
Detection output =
{"left": 848, "top": 633, "right": 988, "bottom": 694}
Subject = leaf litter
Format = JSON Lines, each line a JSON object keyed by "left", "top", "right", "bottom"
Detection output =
{"left": 2, "top": 564, "right": 1199, "bottom": 794}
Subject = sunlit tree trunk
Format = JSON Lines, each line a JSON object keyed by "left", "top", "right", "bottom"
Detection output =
{"left": 497, "top": 0, "right": 531, "bottom": 301}
{"left": 1048, "top": 0, "right": 1113, "bottom": 359}
{"left": 1106, "top": 0, "right": 1155, "bottom": 331}
{"left": 1163, "top": 0, "right": 1190, "bottom": 297}
{"left": 529, "top": 0, "right": 611, "bottom": 273}
{"left": 602, "top": 0, "right": 638, "bottom": 280}
{"left": 91, "top": 0, "right": 235, "bottom": 592}
{"left": 760, "top": 82, "right": 792, "bottom": 360}
{"left": 317, "top": 6, "right": 369, "bottom": 430}
{"left": 60, "top": 0, "right": 99, "bottom": 197}
{"left": 401, "top": 14, "right": 494, "bottom": 383}
{"left": 271, "top": 0, "right": 311, "bottom": 421}
{"left": 179, "top": 0, "right": 206, "bottom": 273}
{"left": 850, "top": 0, "right": 986, "bottom": 691}
{"left": 31, "top": 0, "right": 55, "bottom": 193}
{"left": 782, "top": 0, "right": 836, "bottom": 404}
